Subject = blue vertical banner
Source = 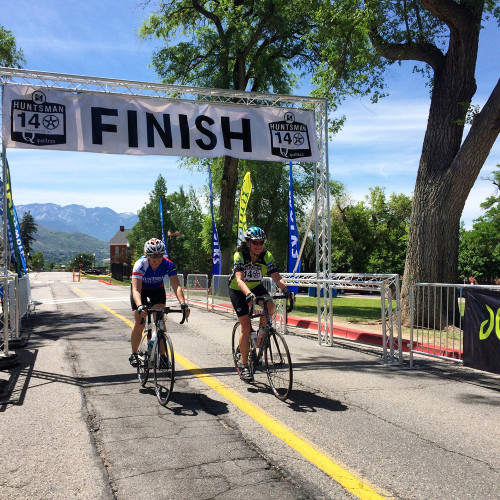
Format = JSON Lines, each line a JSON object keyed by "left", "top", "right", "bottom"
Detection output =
{"left": 208, "top": 166, "right": 221, "bottom": 278}
{"left": 159, "top": 197, "right": 168, "bottom": 258}
{"left": 4, "top": 157, "right": 28, "bottom": 276}
{"left": 287, "top": 162, "right": 300, "bottom": 294}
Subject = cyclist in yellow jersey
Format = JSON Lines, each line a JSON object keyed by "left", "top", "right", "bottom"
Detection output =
{"left": 228, "top": 226, "right": 292, "bottom": 382}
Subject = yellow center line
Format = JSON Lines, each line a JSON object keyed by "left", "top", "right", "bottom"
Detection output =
{"left": 98, "top": 302, "right": 390, "bottom": 500}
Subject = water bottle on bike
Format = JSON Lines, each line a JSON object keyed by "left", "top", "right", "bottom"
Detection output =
{"left": 148, "top": 330, "right": 156, "bottom": 355}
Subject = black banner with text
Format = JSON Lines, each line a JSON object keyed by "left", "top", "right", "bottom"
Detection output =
{"left": 463, "top": 288, "right": 500, "bottom": 374}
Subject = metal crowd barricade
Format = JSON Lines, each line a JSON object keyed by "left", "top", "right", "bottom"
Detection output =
{"left": 164, "top": 273, "right": 184, "bottom": 301}
{"left": 409, "top": 283, "right": 469, "bottom": 367}
{"left": 281, "top": 272, "right": 402, "bottom": 363}
{"left": 210, "top": 275, "right": 234, "bottom": 318}
{"left": 186, "top": 274, "right": 209, "bottom": 309}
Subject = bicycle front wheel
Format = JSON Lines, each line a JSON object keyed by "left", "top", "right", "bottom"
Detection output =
{"left": 264, "top": 330, "right": 293, "bottom": 401}
{"left": 153, "top": 333, "right": 175, "bottom": 406}
{"left": 231, "top": 321, "right": 242, "bottom": 375}
{"left": 137, "top": 351, "right": 149, "bottom": 387}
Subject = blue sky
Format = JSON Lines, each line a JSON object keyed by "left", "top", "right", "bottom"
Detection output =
{"left": 2, "top": 0, "right": 499, "bottom": 229}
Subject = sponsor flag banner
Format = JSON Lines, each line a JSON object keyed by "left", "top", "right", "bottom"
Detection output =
{"left": 237, "top": 172, "right": 252, "bottom": 246}
{"left": 4, "top": 157, "right": 28, "bottom": 276}
{"left": 159, "top": 197, "right": 168, "bottom": 257}
{"left": 287, "top": 162, "right": 301, "bottom": 294}
{"left": 463, "top": 288, "right": 500, "bottom": 374}
{"left": 208, "top": 167, "right": 221, "bottom": 278}
{"left": 3, "top": 84, "right": 320, "bottom": 162}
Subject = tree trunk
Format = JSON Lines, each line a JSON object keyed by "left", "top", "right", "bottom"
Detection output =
{"left": 219, "top": 155, "right": 240, "bottom": 273}
{"left": 401, "top": 4, "right": 500, "bottom": 324}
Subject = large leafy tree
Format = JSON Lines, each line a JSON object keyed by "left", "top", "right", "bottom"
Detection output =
{"left": 30, "top": 251, "right": 44, "bottom": 271}
{"left": 0, "top": 25, "right": 25, "bottom": 67}
{"left": 329, "top": 183, "right": 411, "bottom": 274}
{"left": 140, "top": 0, "right": 320, "bottom": 271}
{"left": 20, "top": 211, "right": 38, "bottom": 258}
{"left": 310, "top": 0, "right": 500, "bottom": 322}
{"left": 458, "top": 165, "right": 500, "bottom": 282}
{"left": 127, "top": 175, "right": 206, "bottom": 273}
{"left": 69, "top": 253, "right": 94, "bottom": 270}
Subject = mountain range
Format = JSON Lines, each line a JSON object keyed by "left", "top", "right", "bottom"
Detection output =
{"left": 17, "top": 203, "right": 139, "bottom": 242}
{"left": 33, "top": 225, "right": 111, "bottom": 265}
{"left": 16, "top": 203, "right": 139, "bottom": 265}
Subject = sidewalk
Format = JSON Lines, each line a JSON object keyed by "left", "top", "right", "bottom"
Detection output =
{"left": 0, "top": 326, "right": 112, "bottom": 499}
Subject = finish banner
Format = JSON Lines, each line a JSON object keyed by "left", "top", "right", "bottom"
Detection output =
{"left": 463, "top": 288, "right": 500, "bottom": 374}
{"left": 3, "top": 84, "right": 320, "bottom": 162}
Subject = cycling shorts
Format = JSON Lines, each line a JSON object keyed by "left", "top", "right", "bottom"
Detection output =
{"left": 130, "top": 286, "right": 166, "bottom": 310}
{"left": 229, "top": 283, "right": 269, "bottom": 318}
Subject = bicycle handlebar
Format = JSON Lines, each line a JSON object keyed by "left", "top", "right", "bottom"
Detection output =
{"left": 146, "top": 306, "right": 188, "bottom": 324}
{"left": 250, "top": 293, "right": 295, "bottom": 315}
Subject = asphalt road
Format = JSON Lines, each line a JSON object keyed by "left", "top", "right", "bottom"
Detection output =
{"left": 1, "top": 272, "right": 499, "bottom": 500}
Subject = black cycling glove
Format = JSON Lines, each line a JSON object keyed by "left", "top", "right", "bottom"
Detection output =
{"left": 246, "top": 292, "right": 256, "bottom": 303}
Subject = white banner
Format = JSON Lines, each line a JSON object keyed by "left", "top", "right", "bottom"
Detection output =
{"left": 2, "top": 84, "right": 320, "bottom": 162}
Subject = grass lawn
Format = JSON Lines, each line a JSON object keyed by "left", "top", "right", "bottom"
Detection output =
{"left": 294, "top": 295, "right": 388, "bottom": 323}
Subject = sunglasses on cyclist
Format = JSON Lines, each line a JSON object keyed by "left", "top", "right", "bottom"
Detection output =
{"left": 251, "top": 240, "right": 265, "bottom": 245}
{"left": 148, "top": 253, "right": 164, "bottom": 258}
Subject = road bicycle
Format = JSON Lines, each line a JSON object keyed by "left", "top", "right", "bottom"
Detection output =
{"left": 231, "top": 293, "right": 294, "bottom": 401}
{"left": 136, "top": 303, "right": 187, "bottom": 406}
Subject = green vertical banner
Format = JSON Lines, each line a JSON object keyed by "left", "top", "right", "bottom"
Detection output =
{"left": 5, "top": 157, "right": 28, "bottom": 276}
{"left": 236, "top": 171, "right": 252, "bottom": 245}
{"left": 463, "top": 288, "right": 500, "bottom": 374}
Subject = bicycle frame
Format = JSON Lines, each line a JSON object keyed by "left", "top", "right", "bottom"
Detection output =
{"left": 136, "top": 304, "right": 187, "bottom": 406}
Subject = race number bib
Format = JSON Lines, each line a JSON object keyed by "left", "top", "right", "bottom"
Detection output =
{"left": 244, "top": 265, "right": 263, "bottom": 282}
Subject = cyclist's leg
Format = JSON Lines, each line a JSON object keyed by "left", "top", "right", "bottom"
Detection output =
{"left": 131, "top": 310, "right": 145, "bottom": 352}
{"left": 129, "top": 290, "right": 145, "bottom": 366}
{"left": 238, "top": 314, "right": 252, "bottom": 365}
{"left": 229, "top": 288, "right": 251, "bottom": 364}
{"left": 253, "top": 284, "right": 271, "bottom": 345}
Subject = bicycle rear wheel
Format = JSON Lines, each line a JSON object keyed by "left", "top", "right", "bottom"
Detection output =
{"left": 264, "top": 329, "right": 293, "bottom": 401}
{"left": 137, "top": 351, "right": 149, "bottom": 387}
{"left": 153, "top": 332, "right": 175, "bottom": 406}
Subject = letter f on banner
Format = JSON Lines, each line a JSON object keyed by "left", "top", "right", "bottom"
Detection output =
{"left": 237, "top": 171, "right": 252, "bottom": 245}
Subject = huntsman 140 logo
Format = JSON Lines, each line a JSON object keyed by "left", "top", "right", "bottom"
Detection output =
{"left": 269, "top": 111, "right": 312, "bottom": 159}
{"left": 10, "top": 89, "right": 66, "bottom": 146}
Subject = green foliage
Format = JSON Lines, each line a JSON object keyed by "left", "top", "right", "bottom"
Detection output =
{"left": 30, "top": 225, "right": 109, "bottom": 266}
{"left": 139, "top": 0, "right": 319, "bottom": 92}
{"left": 127, "top": 175, "right": 207, "bottom": 273}
{"left": 20, "top": 211, "right": 38, "bottom": 257}
{"left": 0, "top": 25, "right": 25, "bottom": 67}
{"left": 30, "top": 251, "right": 44, "bottom": 271}
{"left": 69, "top": 252, "right": 94, "bottom": 270}
{"left": 330, "top": 184, "right": 411, "bottom": 274}
{"left": 458, "top": 165, "right": 500, "bottom": 283}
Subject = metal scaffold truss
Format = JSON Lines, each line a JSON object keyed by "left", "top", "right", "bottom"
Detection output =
{"left": 0, "top": 67, "right": 333, "bottom": 353}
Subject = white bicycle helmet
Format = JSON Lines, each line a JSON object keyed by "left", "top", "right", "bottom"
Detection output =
{"left": 144, "top": 238, "right": 165, "bottom": 257}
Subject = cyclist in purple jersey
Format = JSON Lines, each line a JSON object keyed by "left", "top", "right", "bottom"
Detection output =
{"left": 129, "top": 238, "right": 189, "bottom": 367}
